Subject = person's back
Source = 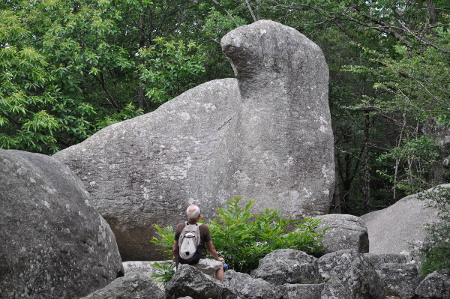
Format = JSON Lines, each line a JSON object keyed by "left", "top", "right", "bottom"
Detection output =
{"left": 173, "top": 205, "right": 224, "bottom": 282}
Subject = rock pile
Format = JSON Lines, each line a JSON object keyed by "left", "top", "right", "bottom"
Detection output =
{"left": 86, "top": 249, "right": 450, "bottom": 299}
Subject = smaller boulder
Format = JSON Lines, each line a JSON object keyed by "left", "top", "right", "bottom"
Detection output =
{"left": 80, "top": 272, "right": 165, "bottom": 299}
{"left": 317, "top": 249, "right": 385, "bottom": 299}
{"left": 415, "top": 269, "right": 450, "bottom": 299}
{"left": 166, "top": 264, "right": 237, "bottom": 299}
{"left": 225, "top": 270, "right": 283, "bottom": 299}
{"left": 377, "top": 263, "right": 420, "bottom": 299}
{"left": 315, "top": 214, "right": 369, "bottom": 254}
{"left": 251, "top": 249, "right": 320, "bottom": 285}
{"left": 282, "top": 283, "right": 324, "bottom": 299}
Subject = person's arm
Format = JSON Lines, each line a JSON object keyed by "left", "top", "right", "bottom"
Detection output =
{"left": 172, "top": 240, "right": 179, "bottom": 263}
{"left": 206, "top": 240, "right": 223, "bottom": 261}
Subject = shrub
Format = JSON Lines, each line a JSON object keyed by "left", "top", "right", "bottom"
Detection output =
{"left": 418, "top": 186, "right": 450, "bottom": 276}
{"left": 151, "top": 196, "right": 327, "bottom": 276}
{"left": 208, "top": 197, "right": 326, "bottom": 272}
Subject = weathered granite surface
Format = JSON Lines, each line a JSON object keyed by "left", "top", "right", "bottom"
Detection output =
{"left": 0, "top": 149, "right": 123, "bottom": 298}
{"left": 53, "top": 20, "right": 334, "bottom": 260}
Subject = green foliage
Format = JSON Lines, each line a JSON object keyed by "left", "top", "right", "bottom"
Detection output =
{"left": 151, "top": 224, "right": 175, "bottom": 258}
{"left": 151, "top": 261, "right": 176, "bottom": 285}
{"left": 151, "top": 197, "right": 327, "bottom": 275}
{"left": 377, "top": 136, "right": 441, "bottom": 195}
{"left": 150, "top": 225, "right": 176, "bottom": 284}
{"left": 95, "top": 103, "right": 144, "bottom": 130}
{"left": 138, "top": 37, "right": 206, "bottom": 104}
{"left": 418, "top": 186, "right": 450, "bottom": 276}
{"left": 208, "top": 197, "right": 326, "bottom": 272}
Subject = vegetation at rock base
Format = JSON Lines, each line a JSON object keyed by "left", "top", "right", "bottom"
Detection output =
{"left": 207, "top": 197, "right": 326, "bottom": 272}
{"left": 151, "top": 197, "right": 327, "bottom": 282}
{"left": 418, "top": 186, "right": 450, "bottom": 276}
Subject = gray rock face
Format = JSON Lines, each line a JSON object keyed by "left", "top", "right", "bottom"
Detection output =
{"left": 377, "top": 263, "right": 420, "bottom": 299}
{"left": 53, "top": 20, "right": 334, "bottom": 260}
{"left": 315, "top": 214, "right": 369, "bottom": 254}
{"left": 283, "top": 283, "right": 324, "bottom": 299}
{"left": 361, "top": 186, "right": 444, "bottom": 255}
{"left": 251, "top": 249, "right": 320, "bottom": 285}
{"left": 165, "top": 264, "right": 237, "bottom": 299}
{"left": 221, "top": 20, "right": 334, "bottom": 217}
{"left": 80, "top": 272, "right": 165, "bottom": 299}
{"left": 317, "top": 249, "right": 385, "bottom": 299}
{"left": 225, "top": 270, "right": 283, "bottom": 299}
{"left": 0, "top": 149, "right": 123, "bottom": 299}
{"left": 415, "top": 269, "right": 450, "bottom": 299}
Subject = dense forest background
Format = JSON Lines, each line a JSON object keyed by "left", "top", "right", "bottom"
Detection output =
{"left": 1, "top": 0, "right": 449, "bottom": 216}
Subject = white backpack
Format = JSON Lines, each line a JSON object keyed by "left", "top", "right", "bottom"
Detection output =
{"left": 178, "top": 222, "right": 202, "bottom": 265}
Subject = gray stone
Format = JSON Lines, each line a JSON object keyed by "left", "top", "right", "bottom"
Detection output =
{"left": 221, "top": 20, "right": 334, "bottom": 218}
{"left": 315, "top": 214, "right": 369, "bottom": 254}
{"left": 282, "top": 283, "right": 324, "bottom": 299}
{"left": 317, "top": 249, "right": 385, "bottom": 299}
{"left": 53, "top": 20, "right": 335, "bottom": 260}
{"left": 361, "top": 186, "right": 444, "bottom": 255}
{"left": 415, "top": 269, "right": 450, "bottom": 299}
{"left": 363, "top": 253, "right": 409, "bottom": 266}
{"left": 80, "top": 272, "right": 165, "bottom": 299}
{"left": 165, "top": 264, "right": 237, "bottom": 299}
{"left": 251, "top": 249, "right": 320, "bottom": 285}
{"left": 0, "top": 149, "right": 123, "bottom": 299}
{"left": 376, "top": 263, "right": 420, "bottom": 299}
{"left": 123, "top": 261, "right": 160, "bottom": 275}
{"left": 122, "top": 261, "right": 169, "bottom": 290}
{"left": 225, "top": 270, "right": 283, "bottom": 299}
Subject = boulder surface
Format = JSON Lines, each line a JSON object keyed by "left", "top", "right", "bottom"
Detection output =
{"left": 315, "top": 214, "right": 369, "bottom": 254}
{"left": 0, "top": 149, "right": 123, "bottom": 299}
{"left": 361, "top": 186, "right": 445, "bottom": 255}
{"left": 53, "top": 20, "right": 335, "bottom": 260}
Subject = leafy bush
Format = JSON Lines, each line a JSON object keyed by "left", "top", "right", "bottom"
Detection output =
{"left": 208, "top": 197, "right": 326, "bottom": 272}
{"left": 151, "top": 197, "right": 327, "bottom": 276}
{"left": 418, "top": 186, "right": 450, "bottom": 276}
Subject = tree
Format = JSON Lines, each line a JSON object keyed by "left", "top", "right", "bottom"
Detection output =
{"left": 0, "top": 8, "right": 61, "bottom": 153}
{"left": 0, "top": 0, "right": 211, "bottom": 153}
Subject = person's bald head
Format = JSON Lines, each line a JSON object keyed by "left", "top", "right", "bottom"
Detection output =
{"left": 186, "top": 205, "right": 200, "bottom": 221}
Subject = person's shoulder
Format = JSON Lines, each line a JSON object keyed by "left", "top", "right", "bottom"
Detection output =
{"left": 175, "top": 222, "right": 186, "bottom": 231}
{"left": 199, "top": 223, "right": 210, "bottom": 231}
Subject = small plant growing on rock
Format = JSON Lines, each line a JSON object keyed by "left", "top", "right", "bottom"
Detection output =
{"left": 150, "top": 225, "right": 176, "bottom": 284}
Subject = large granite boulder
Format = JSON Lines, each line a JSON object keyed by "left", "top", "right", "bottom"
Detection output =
{"left": 220, "top": 20, "right": 334, "bottom": 217}
{"left": 53, "top": 20, "right": 334, "bottom": 260}
{"left": 361, "top": 186, "right": 445, "bottom": 255}
{"left": 0, "top": 149, "right": 123, "bottom": 299}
